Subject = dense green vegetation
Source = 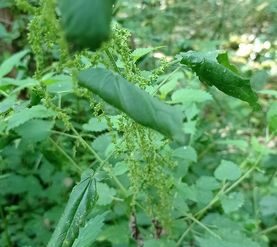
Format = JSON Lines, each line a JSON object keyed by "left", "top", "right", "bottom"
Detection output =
{"left": 0, "top": 0, "right": 276, "bottom": 246}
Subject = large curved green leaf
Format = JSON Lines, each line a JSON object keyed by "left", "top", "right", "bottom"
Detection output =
{"left": 180, "top": 51, "right": 260, "bottom": 109}
{"left": 47, "top": 170, "right": 97, "bottom": 247}
{"left": 59, "top": 0, "right": 114, "bottom": 50}
{"left": 78, "top": 68, "right": 186, "bottom": 145}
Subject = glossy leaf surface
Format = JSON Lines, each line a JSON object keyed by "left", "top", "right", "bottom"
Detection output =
{"left": 180, "top": 51, "right": 260, "bottom": 109}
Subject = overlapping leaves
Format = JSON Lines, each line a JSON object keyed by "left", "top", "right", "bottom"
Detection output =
{"left": 78, "top": 68, "right": 187, "bottom": 144}
{"left": 47, "top": 170, "right": 97, "bottom": 247}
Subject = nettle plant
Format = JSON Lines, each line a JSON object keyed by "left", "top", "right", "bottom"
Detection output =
{"left": 0, "top": 0, "right": 276, "bottom": 247}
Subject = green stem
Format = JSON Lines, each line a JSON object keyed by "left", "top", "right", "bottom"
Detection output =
{"left": 49, "top": 138, "right": 82, "bottom": 173}
{"left": 176, "top": 222, "right": 195, "bottom": 246}
{"left": 259, "top": 225, "right": 277, "bottom": 235}
{"left": 105, "top": 48, "right": 120, "bottom": 73}
{"left": 151, "top": 66, "right": 180, "bottom": 95}
{"left": 185, "top": 214, "right": 221, "bottom": 239}
{"left": 71, "top": 127, "right": 103, "bottom": 163}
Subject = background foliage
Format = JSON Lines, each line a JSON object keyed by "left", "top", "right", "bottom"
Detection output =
{"left": 0, "top": 0, "right": 276, "bottom": 246}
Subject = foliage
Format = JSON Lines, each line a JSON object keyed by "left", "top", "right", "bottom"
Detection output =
{"left": 0, "top": 1, "right": 276, "bottom": 247}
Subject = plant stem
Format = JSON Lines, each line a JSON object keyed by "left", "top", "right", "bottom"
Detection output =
{"left": 185, "top": 214, "right": 221, "bottom": 239}
{"left": 176, "top": 222, "right": 195, "bottom": 246}
{"left": 49, "top": 137, "right": 82, "bottom": 173}
{"left": 71, "top": 126, "right": 103, "bottom": 163}
{"left": 259, "top": 225, "right": 277, "bottom": 235}
{"left": 105, "top": 48, "right": 120, "bottom": 73}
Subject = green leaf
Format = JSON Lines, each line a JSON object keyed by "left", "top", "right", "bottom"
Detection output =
{"left": 0, "top": 77, "right": 38, "bottom": 91}
{"left": 46, "top": 75, "right": 73, "bottom": 94}
{"left": 173, "top": 146, "right": 197, "bottom": 162}
{"left": 47, "top": 169, "right": 97, "bottom": 247}
{"left": 0, "top": 174, "right": 42, "bottom": 196}
{"left": 59, "top": 0, "right": 114, "bottom": 50}
{"left": 144, "top": 239, "right": 177, "bottom": 247}
{"left": 214, "top": 160, "right": 241, "bottom": 181}
{"left": 158, "top": 71, "right": 183, "bottom": 97}
{"left": 99, "top": 222, "right": 130, "bottom": 244}
{"left": 78, "top": 68, "right": 186, "bottom": 144}
{"left": 96, "top": 182, "right": 116, "bottom": 206}
{"left": 196, "top": 229, "right": 261, "bottom": 247}
{"left": 82, "top": 117, "right": 109, "bottom": 132}
{"left": 112, "top": 162, "right": 129, "bottom": 176}
{"left": 132, "top": 46, "right": 164, "bottom": 61}
{"left": 258, "top": 89, "right": 277, "bottom": 97}
{"left": 217, "top": 139, "right": 248, "bottom": 151}
{"left": 259, "top": 196, "right": 277, "bottom": 216}
{"left": 0, "top": 50, "right": 29, "bottom": 78}
{"left": 220, "top": 192, "right": 244, "bottom": 213}
{"left": 91, "top": 133, "right": 113, "bottom": 159}
{"left": 180, "top": 51, "right": 260, "bottom": 109}
{"left": 172, "top": 88, "right": 213, "bottom": 106}
{"left": 0, "top": 95, "right": 17, "bottom": 114}
{"left": 196, "top": 176, "right": 220, "bottom": 191}
{"left": 7, "top": 105, "right": 56, "bottom": 130}
{"left": 267, "top": 102, "right": 277, "bottom": 132}
{"left": 72, "top": 213, "right": 107, "bottom": 247}
{"left": 14, "top": 119, "right": 54, "bottom": 143}
{"left": 250, "top": 70, "right": 269, "bottom": 91}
